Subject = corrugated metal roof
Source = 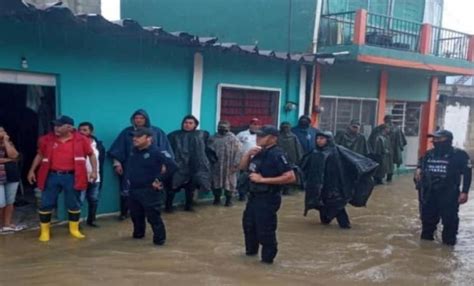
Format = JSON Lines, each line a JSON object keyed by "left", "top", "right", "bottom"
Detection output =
{"left": 1, "top": 1, "right": 343, "bottom": 64}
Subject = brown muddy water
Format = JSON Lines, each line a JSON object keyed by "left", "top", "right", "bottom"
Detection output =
{"left": 0, "top": 175, "right": 473, "bottom": 286}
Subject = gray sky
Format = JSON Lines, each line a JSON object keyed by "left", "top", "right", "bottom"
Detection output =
{"left": 101, "top": 0, "right": 474, "bottom": 34}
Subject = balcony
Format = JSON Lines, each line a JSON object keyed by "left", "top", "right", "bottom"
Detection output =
{"left": 317, "top": 9, "right": 474, "bottom": 74}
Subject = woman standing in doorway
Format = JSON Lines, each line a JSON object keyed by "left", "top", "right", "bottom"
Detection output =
{"left": 0, "top": 126, "right": 22, "bottom": 233}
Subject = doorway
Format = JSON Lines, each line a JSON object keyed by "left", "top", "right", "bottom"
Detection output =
{"left": 0, "top": 71, "right": 56, "bottom": 228}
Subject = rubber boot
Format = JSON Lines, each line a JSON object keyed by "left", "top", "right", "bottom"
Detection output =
{"left": 68, "top": 210, "right": 85, "bottom": 239}
{"left": 38, "top": 211, "right": 52, "bottom": 242}
{"left": 184, "top": 188, "right": 194, "bottom": 211}
{"left": 87, "top": 202, "right": 99, "bottom": 227}
{"left": 224, "top": 191, "right": 233, "bottom": 207}
{"left": 165, "top": 191, "right": 175, "bottom": 213}
{"left": 119, "top": 195, "right": 129, "bottom": 220}
{"left": 213, "top": 189, "right": 222, "bottom": 205}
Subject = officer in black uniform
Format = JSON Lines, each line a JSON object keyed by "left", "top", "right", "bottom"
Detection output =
{"left": 239, "top": 125, "right": 296, "bottom": 264}
{"left": 415, "top": 130, "right": 472, "bottom": 246}
{"left": 125, "top": 128, "right": 177, "bottom": 246}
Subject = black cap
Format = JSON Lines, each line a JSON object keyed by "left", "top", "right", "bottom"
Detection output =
{"left": 255, "top": 125, "right": 279, "bottom": 137}
{"left": 316, "top": 131, "right": 333, "bottom": 138}
{"left": 132, "top": 127, "right": 154, "bottom": 137}
{"left": 350, "top": 119, "right": 361, "bottom": 126}
{"left": 428, "top": 130, "right": 453, "bottom": 140}
{"left": 52, "top": 115, "right": 74, "bottom": 127}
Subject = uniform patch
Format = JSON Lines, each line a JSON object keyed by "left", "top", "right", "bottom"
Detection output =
{"left": 280, "top": 155, "right": 289, "bottom": 165}
{"left": 467, "top": 159, "right": 472, "bottom": 169}
{"left": 143, "top": 153, "right": 150, "bottom": 159}
{"left": 161, "top": 151, "right": 172, "bottom": 158}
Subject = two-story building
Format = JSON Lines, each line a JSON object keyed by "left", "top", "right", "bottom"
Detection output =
{"left": 122, "top": 0, "right": 474, "bottom": 166}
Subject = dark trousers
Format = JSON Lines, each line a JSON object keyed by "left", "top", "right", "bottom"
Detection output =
{"left": 242, "top": 192, "right": 281, "bottom": 263}
{"left": 420, "top": 187, "right": 459, "bottom": 245}
{"left": 86, "top": 183, "right": 100, "bottom": 223}
{"left": 129, "top": 188, "right": 166, "bottom": 244}
{"left": 319, "top": 207, "right": 350, "bottom": 228}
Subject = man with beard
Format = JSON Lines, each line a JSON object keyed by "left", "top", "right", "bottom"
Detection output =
{"left": 292, "top": 115, "right": 320, "bottom": 154}
{"left": 109, "top": 109, "right": 174, "bottom": 220}
{"left": 239, "top": 125, "right": 296, "bottom": 264}
{"left": 208, "top": 121, "right": 242, "bottom": 207}
{"left": 335, "top": 119, "right": 368, "bottom": 156}
{"left": 166, "top": 115, "right": 212, "bottom": 212}
{"left": 415, "top": 130, "right": 472, "bottom": 246}
{"left": 369, "top": 115, "right": 407, "bottom": 183}
{"left": 277, "top": 122, "right": 304, "bottom": 195}
{"left": 301, "top": 131, "right": 378, "bottom": 229}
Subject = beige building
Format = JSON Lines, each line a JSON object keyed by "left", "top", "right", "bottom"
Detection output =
{"left": 27, "top": 0, "right": 101, "bottom": 14}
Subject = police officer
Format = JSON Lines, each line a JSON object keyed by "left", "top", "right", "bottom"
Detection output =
{"left": 239, "top": 125, "right": 296, "bottom": 264}
{"left": 415, "top": 130, "right": 472, "bottom": 246}
{"left": 125, "top": 128, "right": 177, "bottom": 246}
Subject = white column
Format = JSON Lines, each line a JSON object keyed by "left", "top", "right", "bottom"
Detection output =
{"left": 191, "top": 52, "right": 204, "bottom": 122}
{"left": 298, "top": 65, "right": 307, "bottom": 117}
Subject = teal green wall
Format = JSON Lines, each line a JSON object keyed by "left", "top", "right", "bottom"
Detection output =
{"left": 0, "top": 19, "right": 193, "bottom": 218}
{"left": 121, "top": 0, "right": 316, "bottom": 53}
{"left": 387, "top": 70, "right": 429, "bottom": 102}
{"left": 200, "top": 51, "right": 302, "bottom": 132}
{"left": 0, "top": 19, "right": 303, "bottom": 218}
{"left": 320, "top": 63, "right": 379, "bottom": 98}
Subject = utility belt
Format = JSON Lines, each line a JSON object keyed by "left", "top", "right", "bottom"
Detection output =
{"left": 50, "top": 170, "right": 74, "bottom": 175}
{"left": 248, "top": 182, "right": 280, "bottom": 194}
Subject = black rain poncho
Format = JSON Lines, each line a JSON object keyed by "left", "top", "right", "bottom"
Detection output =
{"left": 167, "top": 123, "right": 212, "bottom": 192}
{"left": 301, "top": 140, "right": 378, "bottom": 217}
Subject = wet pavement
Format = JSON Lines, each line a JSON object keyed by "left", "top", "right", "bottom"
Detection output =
{"left": 0, "top": 175, "right": 473, "bottom": 286}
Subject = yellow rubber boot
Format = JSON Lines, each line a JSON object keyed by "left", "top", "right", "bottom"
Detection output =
{"left": 38, "top": 223, "right": 51, "bottom": 242}
{"left": 69, "top": 221, "right": 85, "bottom": 239}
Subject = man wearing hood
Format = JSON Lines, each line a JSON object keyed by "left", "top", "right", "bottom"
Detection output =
{"left": 292, "top": 115, "right": 320, "bottom": 154}
{"left": 277, "top": 122, "right": 304, "bottom": 195}
{"left": 166, "top": 115, "right": 212, "bottom": 212}
{"left": 369, "top": 115, "right": 407, "bottom": 183}
{"left": 415, "top": 130, "right": 472, "bottom": 246}
{"left": 301, "top": 131, "right": 378, "bottom": 229}
{"left": 208, "top": 121, "right": 242, "bottom": 207}
{"left": 109, "top": 109, "right": 174, "bottom": 220}
{"left": 335, "top": 119, "right": 369, "bottom": 156}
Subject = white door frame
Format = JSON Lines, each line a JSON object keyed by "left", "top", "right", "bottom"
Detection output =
{"left": 216, "top": 83, "right": 282, "bottom": 129}
{"left": 0, "top": 70, "right": 56, "bottom": 86}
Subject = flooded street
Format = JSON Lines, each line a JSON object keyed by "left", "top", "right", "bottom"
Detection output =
{"left": 0, "top": 175, "right": 473, "bottom": 286}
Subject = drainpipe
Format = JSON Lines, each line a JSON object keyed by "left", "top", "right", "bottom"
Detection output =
{"left": 309, "top": 0, "right": 323, "bottom": 124}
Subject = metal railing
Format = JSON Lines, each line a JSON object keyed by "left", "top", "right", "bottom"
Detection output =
{"left": 318, "top": 11, "right": 356, "bottom": 47}
{"left": 430, "top": 26, "right": 470, "bottom": 60}
{"left": 365, "top": 12, "right": 421, "bottom": 52}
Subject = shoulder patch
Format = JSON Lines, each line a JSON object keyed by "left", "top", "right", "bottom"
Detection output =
{"left": 467, "top": 159, "right": 472, "bottom": 169}
{"left": 280, "top": 155, "right": 289, "bottom": 165}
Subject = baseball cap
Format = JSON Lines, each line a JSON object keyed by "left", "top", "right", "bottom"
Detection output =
{"left": 255, "top": 125, "right": 279, "bottom": 137}
{"left": 427, "top": 130, "right": 453, "bottom": 140}
{"left": 132, "top": 127, "right": 154, "bottom": 137}
{"left": 250, "top": 118, "right": 260, "bottom": 124}
{"left": 52, "top": 115, "right": 74, "bottom": 127}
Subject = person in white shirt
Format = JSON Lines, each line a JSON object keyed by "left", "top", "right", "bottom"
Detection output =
{"left": 78, "top": 122, "right": 105, "bottom": 227}
{"left": 236, "top": 118, "right": 261, "bottom": 201}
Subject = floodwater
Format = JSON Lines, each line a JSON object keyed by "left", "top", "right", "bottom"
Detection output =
{"left": 0, "top": 175, "right": 473, "bottom": 286}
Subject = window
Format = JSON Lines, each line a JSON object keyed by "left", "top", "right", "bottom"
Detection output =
{"left": 385, "top": 101, "right": 423, "bottom": 136}
{"left": 219, "top": 86, "right": 280, "bottom": 133}
{"left": 319, "top": 96, "right": 378, "bottom": 137}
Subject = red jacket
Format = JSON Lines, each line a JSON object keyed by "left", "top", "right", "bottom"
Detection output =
{"left": 36, "top": 132, "right": 91, "bottom": 191}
